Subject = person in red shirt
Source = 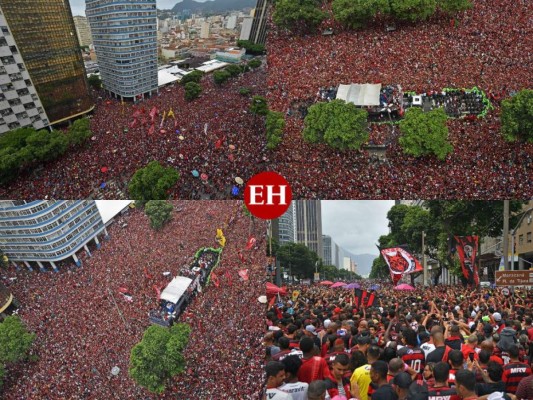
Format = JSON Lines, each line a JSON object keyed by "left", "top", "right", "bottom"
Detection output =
{"left": 325, "top": 338, "right": 348, "bottom": 370}
{"left": 324, "top": 353, "right": 353, "bottom": 398}
{"left": 297, "top": 336, "right": 334, "bottom": 384}
{"left": 502, "top": 344, "right": 532, "bottom": 394}
{"left": 447, "top": 350, "right": 464, "bottom": 387}
{"left": 461, "top": 334, "right": 479, "bottom": 363}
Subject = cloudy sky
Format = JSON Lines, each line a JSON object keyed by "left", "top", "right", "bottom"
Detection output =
{"left": 68, "top": 0, "right": 210, "bottom": 16}
{"left": 322, "top": 201, "right": 394, "bottom": 256}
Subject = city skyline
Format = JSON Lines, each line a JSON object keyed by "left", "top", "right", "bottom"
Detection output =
{"left": 69, "top": 0, "right": 224, "bottom": 16}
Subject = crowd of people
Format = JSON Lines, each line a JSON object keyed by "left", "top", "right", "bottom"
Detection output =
{"left": 267, "top": 0, "right": 533, "bottom": 199}
{"left": 1, "top": 201, "right": 268, "bottom": 399}
{"left": 1, "top": 64, "right": 267, "bottom": 200}
{"left": 263, "top": 283, "right": 533, "bottom": 399}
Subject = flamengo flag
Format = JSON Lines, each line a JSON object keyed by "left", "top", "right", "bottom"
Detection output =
{"left": 238, "top": 269, "right": 249, "bottom": 281}
{"left": 246, "top": 236, "right": 256, "bottom": 250}
{"left": 380, "top": 247, "right": 423, "bottom": 284}
{"left": 366, "top": 292, "right": 376, "bottom": 307}
{"left": 454, "top": 236, "right": 479, "bottom": 285}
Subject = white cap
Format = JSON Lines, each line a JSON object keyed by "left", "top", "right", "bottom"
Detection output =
{"left": 493, "top": 312, "right": 502, "bottom": 322}
{"left": 324, "top": 319, "right": 332, "bottom": 329}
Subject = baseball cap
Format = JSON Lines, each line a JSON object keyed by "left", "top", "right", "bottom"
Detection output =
{"left": 306, "top": 325, "right": 318, "bottom": 336}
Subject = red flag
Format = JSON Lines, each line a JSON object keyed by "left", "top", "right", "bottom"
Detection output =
{"left": 215, "top": 138, "right": 223, "bottom": 149}
{"left": 118, "top": 287, "right": 129, "bottom": 294}
{"left": 361, "top": 290, "right": 368, "bottom": 306}
{"left": 211, "top": 272, "right": 220, "bottom": 287}
{"left": 268, "top": 295, "right": 276, "bottom": 307}
{"left": 238, "top": 269, "right": 249, "bottom": 281}
{"left": 454, "top": 236, "right": 479, "bottom": 285}
{"left": 366, "top": 292, "right": 376, "bottom": 307}
{"left": 238, "top": 252, "right": 245, "bottom": 263}
{"left": 381, "top": 247, "right": 423, "bottom": 283}
{"left": 246, "top": 237, "right": 256, "bottom": 250}
{"left": 149, "top": 106, "right": 158, "bottom": 121}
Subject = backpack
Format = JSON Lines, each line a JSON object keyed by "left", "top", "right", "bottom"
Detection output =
{"left": 498, "top": 327, "right": 517, "bottom": 352}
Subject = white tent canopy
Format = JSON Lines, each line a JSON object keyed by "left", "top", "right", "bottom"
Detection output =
{"left": 160, "top": 276, "right": 193, "bottom": 304}
{"left": 95, "top": 200, "right": 133, "bottom": 224}
{"left": 336, "top": 83, "right": 382, "bottom": 106}
{"left": 195, "top": 60, "right": 229, "bottom": 73}
{"left": 158, "top": 70, "right": 180, "bottom": 87}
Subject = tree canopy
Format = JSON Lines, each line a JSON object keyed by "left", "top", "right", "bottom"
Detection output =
{"left": 184, "top": 82, "right": 202, "bottom": 101}
{"left": 399, "top": 107, "right": 453, "bottom": 160}
{"left": 128, "top": 161, "right": 180, "bottom": 205}
{"left": 438, "top": 0, "right": 473, "bottom": 14}
{"left": 144, "top": 200, "right": 174, "bottom": 230}
{"left": 129, "top": 323, "right": 191, "bottom": 393}
{"left": 87, "top": 74, "right": 102, "bottom": 90}
{"left": 248, "top": 59, "right": 262, "bottom": 69}
{"left": 67, "top": 117, "right": 92, "bottom": 147}
{"left": 303, "top": 100, "right": 369, "bottom": 150}
{"left": 319, "top": 264, "right": 362, "bottom": 281}
{"left": 265, "top": 111, "right": 285, "bottom": 150}
{"left": 369, "top": 201, "right": 525, "bottom": 284}
{"left": 0, "top": 316, "right": 35, "bottom": 365}
{"left": 276, "top": 242, "right": 319, "bottom": 279}
{"left": 180, "top": 70, "right": 203, "bottom": 85}
{"left": 272, "top": 0, "right": 327, "bottom": 33}
{"left": 388, "top": 0, "right": 437, "bottom": 22}
{"left": 501, "top": 89, "right": 533, "bottom": 143}
{"left": 213, "top": 70, "right": 231, "bottom": 85}
{"left": 250, "top": 95, "right": 269, "bottom": 116}
{"left": 237, "top": 40, "right": 266, "bottom": 55}
{"left": 332, "top": 0, "right": 387, "bottom": 29}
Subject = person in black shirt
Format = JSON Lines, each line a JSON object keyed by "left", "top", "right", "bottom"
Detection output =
{"left": 426, "top": 332, "right": 448, "bottom": 363}
{"left": 475, "top": 360, "right": 510, "bottom": 398}
{"left": 370, "top": 360, "right": 398, "bottom": 400}
{"left": 392, "top": 372, "right": 412, "bottom": 400}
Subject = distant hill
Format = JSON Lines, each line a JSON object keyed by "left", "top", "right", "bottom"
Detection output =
{"left": 344, "top": 252, "right": 377, "bottom": 277}
{"left": 169, "top": 0, "right": 257, "bottom": 13}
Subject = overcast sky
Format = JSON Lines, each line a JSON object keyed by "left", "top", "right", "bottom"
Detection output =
{"left": 322, "top": 201, "right": 394, "bottom": 256}
{"left": 68, "top": 0, "right": 210, "bottom": 16}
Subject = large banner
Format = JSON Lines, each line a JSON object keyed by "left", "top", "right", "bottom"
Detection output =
{"left": 454, "top": 236, "right": 479, "bottom": 285}
{"left": 381, "top": 247, "right": 423, "bottom": 284}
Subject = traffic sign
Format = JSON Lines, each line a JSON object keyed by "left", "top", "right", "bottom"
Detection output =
{"left": 495, "top": 270, "right": 533, "bottom": 286}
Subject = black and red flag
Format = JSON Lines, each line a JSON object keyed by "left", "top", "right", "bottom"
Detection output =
{"left": 380, "top": 247, "right": 423, "bottom": 284}
{"left": 454, "top": 236, "right": 479, "bottom": 285}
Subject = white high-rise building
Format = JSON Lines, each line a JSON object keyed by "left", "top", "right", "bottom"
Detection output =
{"left": 86, "top": 0, "right": 158, "bottom": 100}
{"left": 240, "top": 17, "right": 253, "bottom": 41}
{"left": 226, "top": 15, "right": 237, "bottom": 30}
{"left": 73, "top": 15, "right": 93, "bottom": 47}
{"left": 200, "top": 21, "right": 210, "bottom": 39}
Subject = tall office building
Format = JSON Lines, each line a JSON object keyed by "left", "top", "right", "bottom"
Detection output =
{"left": 295, "top": 200, "right": 323, "bottom": 258}
{"left": 73, "top": 15, "right": 93, "bottom": 48}
{"left": 200, "top": 21, "right": 211, "bottom": 39}
{"left": 86, "top": 0, "right": 158, "bottom": 100}
{"left": 239, "top": 17, "right": 253, "bottom": 41}
{"left": 0, "top": 1, "right": 93, "bottom": 125}
{"left": 0, "top": 11, "right": 49, "bottom": 135}
{"left": 0, "top": 200, "right": 107, "bottom": 272}
{"left": 322, "top": 235, "right": 332, "bottom": 265}
{"left": 249, "top": 0, "right": 267, "bottom": 45}
{"left": 278, "top": 202, "right": 296, "bottom": 245}
{"left": 226, "top": 15, "right": 237, "bottom": 30}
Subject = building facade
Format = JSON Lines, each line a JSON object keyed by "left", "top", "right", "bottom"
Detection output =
{"left": 0, "top": 11, "right": 49, "bottom": 135}
{"left": 239, "top": 17, "right": 253, "bottom": 41}
{"left": 0, "top": 1, "right": 93, "bottom": 124}
{"left": 86, "top": 0, "right": 158, "bottom": 100}
{"left": 322, "top": 235, "right": 332, "bottom": 265}
{"left": 295, "top": 200, "right": 323, "bottom": 258}
{"left": 514, "top": 200, "right": 533, "bottom": 270}
{"left": 278, "top": 202, "right": 295, "bottom": 245}
{"left": 249, "top": 0, "right": 267, "bottom": 45}
{"left": 73, "top": 15, "right": 93, "bottom": 47}
{"left": 0, "top": 200, "right": 107, "bottom": 272}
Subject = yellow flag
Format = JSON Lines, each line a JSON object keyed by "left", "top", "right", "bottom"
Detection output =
{"left": 168, "top": 109, "right": 175, "bottom": 119}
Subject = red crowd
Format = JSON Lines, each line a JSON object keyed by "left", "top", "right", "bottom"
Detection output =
{"left": 267, "top": 0, "right": 533, "bottom": 199}
{"left": 1, "top": 201, "right": 267, "bottom": 399}
{"left": 0, "top": 65, "right": 267, "bottom": 200}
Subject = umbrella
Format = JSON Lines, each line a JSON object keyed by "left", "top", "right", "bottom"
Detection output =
{"left": 99, "top": 182, "right": 106, "bottom": 189}
{"left": 345, "top": 283, "right": 361, "bottom": 289}
{"left": 111, "top": 366, "right": 120, "bottom": 376}
{"left": 231, "top": 186, "right": 239, "bottom": 196}
{"left": 200, "top": 173, "right": 208, "bottom": 181}
{"left": 257, "top": 295, "right": 267, "bottom": 304}
{"left": 369, "top": 284, "right": 380, "bottom": 291}
{"left": 235, "top": 177, "right": 244, "bottom": 185}
{"left": 395, "top": 283, "right": 415, "bottom": 291}
{"left": 100, "top": 166, "right": 108, "bottom": 173}
{"left": 191, "top": 170, "right": 199, "bottom": 178}
{"left": 178, "top": 135, "right": 184, "bottom": 140}
{"left": 229, "top": 144, "right": 235, "bottom": 150}
{"left": 330, "top": 282, "right": 347, "bottom": 288}
{"left": 320, "top": 280, "right": 333, "bottom": 286}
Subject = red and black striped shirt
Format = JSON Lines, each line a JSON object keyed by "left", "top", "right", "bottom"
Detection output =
{"left": 502, "top": 361, "right": 532, "bottom": 394}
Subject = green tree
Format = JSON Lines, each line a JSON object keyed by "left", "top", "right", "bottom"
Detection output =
{"left": 250, "top": 96, "right": 269, "bottom": 116}
{"left": 225, "top": 64, "right": 243, "bottom": 77}
{"left": 277, "top": 242, "right": 319, "bottom": 279}
{"left": 213, "top": 70, "right": 231, "bottom": 85}
{"left": 273, "top": 0, "right": 327, "bottom": 33}
{"left": 180, "top": 70, "right": 204, "bottom": 85}
{"left": 67, "top": 118, "right": 92, "bottom": 146}
{"left": 332, "top": 0, "right": 387, "bottom": 29}
{"left": 128, "top": 161, "right": 180, "bottom": 205}
{"left": 438, "top": 0, "right": 472, "bottom": 14}
{"left": 239, "top": 87, "right": 251, "bottom": 96}
{"left": 265, "top": 111, "right": 285, "bottom": 150}
{"left": 144, "top": 200, "right": 173, "bottom": 230}
{"left": 0, "top": 363, "right": 5, "bottom": 389}
{"left": 389, "top": 0, "right": 437, "bottom": 21}
{"left": 129, "top": 323, "right": 191, "bottom": 393}
{"left": 248, "top": 59, "right": 262, "bottom": 69}
{"left": 237, "top": 40, "right": 266, "bottom": 55}
{"left": 87, "top": 74, "right": 102, "bottom": 90}
{"left": 184, "top": 82, "right": 202, "bottom": 101}
{"left": 0, "top": 316, "right": 35, "bottom": 364}
{"left": 303, "top": 100, "right": 369, "bottom": 150}
{"left": 25, "top": 129, "right": 69, "bottom": 163}
{"left": 399, "top": 107, "right": 453, "bottom": 160}
{"left": 501, "top": 89, "right": 533, "bottom": 143}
